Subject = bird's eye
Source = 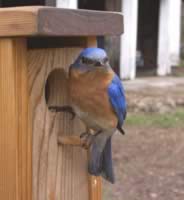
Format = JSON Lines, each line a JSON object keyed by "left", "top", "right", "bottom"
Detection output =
{"left": 81, "top": 56, "right": 86, "bottom": 64}
{"left": 81, "top": 57, "right": 94, "bottom": 65}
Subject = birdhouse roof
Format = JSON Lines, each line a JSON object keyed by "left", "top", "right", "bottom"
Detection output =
{"left": 0, "top": 6, "right": 124, "bottom": 37}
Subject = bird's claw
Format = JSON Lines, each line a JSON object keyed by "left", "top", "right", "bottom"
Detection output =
{"left": 80, "top": 130, "right": 102, "bottom": 149}
{"left": 80, "top": 132, "right": 94, "bottom": 149}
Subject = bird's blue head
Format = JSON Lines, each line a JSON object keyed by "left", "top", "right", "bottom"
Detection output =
{"left": 70, "top": 47, "right": 111, "bottom": 72}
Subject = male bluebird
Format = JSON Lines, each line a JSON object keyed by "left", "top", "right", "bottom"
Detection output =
{"left": 50, "top": 48, "right": 126, "bottom": 183}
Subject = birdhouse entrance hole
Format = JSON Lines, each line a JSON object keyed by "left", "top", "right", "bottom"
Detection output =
{"left": 45, "top": 68, "right": 69, "bottom": 110}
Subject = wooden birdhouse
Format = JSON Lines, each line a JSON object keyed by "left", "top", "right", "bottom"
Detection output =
{"left": 0, "top": 6, "right": 123, "bottom": 200}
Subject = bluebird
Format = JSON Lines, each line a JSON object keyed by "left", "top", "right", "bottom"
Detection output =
{"left": 50, "top": 47, "right": 127, "bottom": 183}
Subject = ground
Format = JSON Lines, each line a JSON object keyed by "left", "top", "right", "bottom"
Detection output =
{"left": 103, "top": 77, "right": 184, "bottom": 200}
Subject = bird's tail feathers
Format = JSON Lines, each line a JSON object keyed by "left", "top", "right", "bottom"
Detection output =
{"left": 88, "top": 135, "right": 115, "bottom": 184}
{"left": 117, "top": 124, "right": 125, "bottom": 135}
{"left": 101, "top": 136, "right": 115, "bottom": 183}
{"left": 88, "top": 139, "right": 103, "bottom": 176}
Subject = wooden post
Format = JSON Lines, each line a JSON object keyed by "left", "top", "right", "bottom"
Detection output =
{"left": 0, "top": 38, "right": 32, "bottom": 200}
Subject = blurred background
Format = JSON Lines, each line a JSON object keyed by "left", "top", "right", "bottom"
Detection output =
{"left": 2, "top": 0, "right": 184, "bottom": 199}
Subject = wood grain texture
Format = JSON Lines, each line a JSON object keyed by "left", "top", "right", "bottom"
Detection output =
{"left": 0, "top": 6, "right": 123, "bottom": 37}
{"left": 0, "top": 38, "right": 32, "bottom": 200}
{"left": 28, "top": 47, "right": 89, "bottom": 200}
{"left": 0, "top": 6, "right": 39, "bottom": 37}
{"left": 89, "top": 176, "right": 102, "bottom": 200}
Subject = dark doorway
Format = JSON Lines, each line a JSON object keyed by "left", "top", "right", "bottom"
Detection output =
{"left": 137, "top": 0, "right": 160, "bottom": 76}
{"left": 78, "top": 0, "right": 105, "bottom": 11}
{"left": 0, "top": 0, "right": 55, "bottom": 7}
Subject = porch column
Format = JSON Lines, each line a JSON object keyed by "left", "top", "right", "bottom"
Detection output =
{"left": 157, "top": 0, "right": 181, "bottom": 76}
{"left": 120, "top": 0, "right": 138, "bottom": 80}
{"left": 169, "top": 0, "right": 181, "bottom": 66}
{"left": 56, "top": 0, "right": 78, "bottom": 9}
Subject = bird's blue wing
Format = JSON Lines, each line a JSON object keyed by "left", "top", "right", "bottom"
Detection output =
{"left": 108, "top": 75, "right": 127, "bottom": 128}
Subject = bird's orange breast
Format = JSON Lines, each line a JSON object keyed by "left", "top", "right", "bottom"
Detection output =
{"left": 69, "top": 68, "right": 118, "bottom": 129}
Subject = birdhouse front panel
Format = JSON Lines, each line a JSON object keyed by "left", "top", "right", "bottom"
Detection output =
{"left": 28, "top": 47, "right": 88, "bottom": 200}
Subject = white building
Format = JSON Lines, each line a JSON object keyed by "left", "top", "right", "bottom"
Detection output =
{"left": 120, "top": 0, "right": 182, "bottom": 79}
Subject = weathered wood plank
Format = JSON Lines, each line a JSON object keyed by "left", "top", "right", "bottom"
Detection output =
{"left": 0, "top": 38, "right": 32, "bottom": 200}
{"left": 28, "top": 47, "right": 89, "bottom": 200}
{"left": 0, "top": 7, "right": 38, "bottom": 37}
{"left": 0, "top": 6, "right": 123, "bottom": 37}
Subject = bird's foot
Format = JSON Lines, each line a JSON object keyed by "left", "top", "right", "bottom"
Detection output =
{"left": 80, "top": 130, "right": 102, "bottom": 149}
{"left": 49, "top": 105, "right": 75, "bottom": 120}
{"left": 80, "top": 132, "right": 94, "bottom": 149}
